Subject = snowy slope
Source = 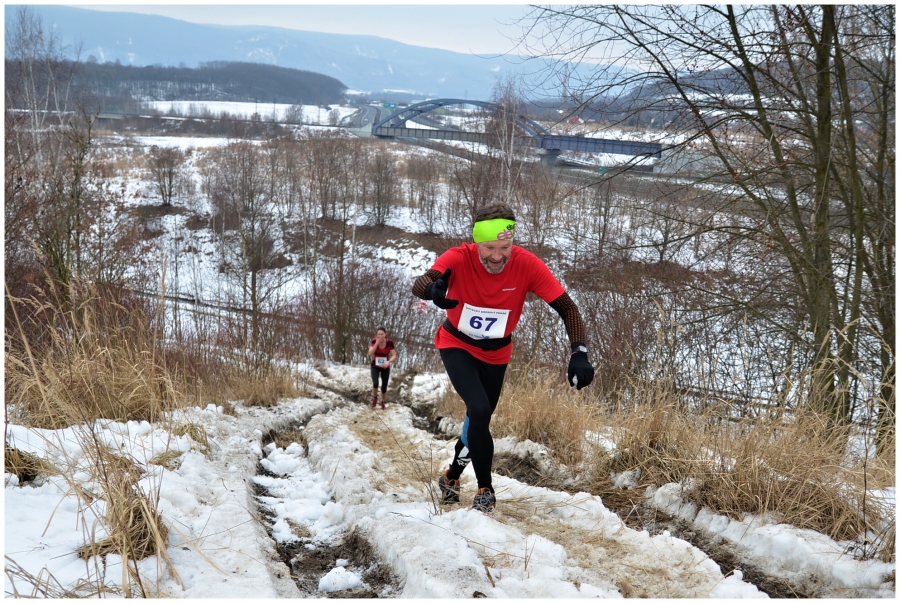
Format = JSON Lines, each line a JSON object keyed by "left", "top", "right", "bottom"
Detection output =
{"left": 5, "top": 364, "right": 894, "bottom": 598}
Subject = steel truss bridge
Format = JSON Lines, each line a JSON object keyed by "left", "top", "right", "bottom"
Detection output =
{"left": 371, "top": 98, "right": 662, "bottom": 159}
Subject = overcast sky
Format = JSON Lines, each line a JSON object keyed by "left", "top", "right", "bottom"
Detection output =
{"left": 77, "top": 2, "right": 540, "bottom": 56}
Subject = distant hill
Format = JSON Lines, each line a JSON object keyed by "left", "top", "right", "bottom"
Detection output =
{"left": 68, "top": 61, "right": 346, "bottom": 106}
{"left": 13, "top": 5, "right": 636, "bottom": 101}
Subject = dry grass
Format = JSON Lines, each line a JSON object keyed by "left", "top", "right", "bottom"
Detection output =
{"left": 4, "top": 444, "right": 59, "bottom": 483}
{"left": 62, "top": 426, "right": 183, "bottom": 592}
{"left": 492, "top": 373, "right": 599, "bottom": 467}
{"left": 493, "top": 371, "right": 895, "bottom": 561}
{"left": 228, "top": 369, "right": 300, "bottom": 407}
{"left": 148, "top": 449, "right": 183, "bottom": 469}
{"left": 74, "top": 482, "right": 168, "bottom": 562}
{"left": 272, "top": 429, "right": 306, "bottom": 450}
{"left": 5, "top": 286, "right": 187, "bottom": 429}
{"left": 172, "top": 421, "right": 210, "bottom": 452}
{"left": 605, "top": 396, "right": 890, "bottom": 543}
{"left": 5, "top": 283, "right": 186, "bottom": 594}
{"left": 435, "top": 382, "right": 466, "bottom": 420}
{"left": 4, "top": 556, "right": 120, "bottom": 598}
{"left": 69, "top": 439, "right": 180, "bottom": 596}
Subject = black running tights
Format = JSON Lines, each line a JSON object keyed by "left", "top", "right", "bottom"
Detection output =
{"left": 371, "top": 366, "right": 390, "bottom": 392}
{"left": 440, "top": 347, "right": 507, "bottom": 490}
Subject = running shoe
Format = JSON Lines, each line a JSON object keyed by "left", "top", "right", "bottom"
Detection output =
{"left": 380, "top": 400, "right": 386, "bottom": 409}
{"left": 472, "top": 487, "right": 496, "bottom": 512}
{"left": 438, "top": 469, "right": 460, "bottom": 505}
{"left": 370, "top": 396, "right": 377, "bottom": 408}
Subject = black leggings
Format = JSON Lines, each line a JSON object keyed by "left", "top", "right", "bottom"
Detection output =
{"left": 371, "top": 366, "right": 390, "bottom": 392}
{"left": 440, "top": 347, "right": 507, "bottom": 490}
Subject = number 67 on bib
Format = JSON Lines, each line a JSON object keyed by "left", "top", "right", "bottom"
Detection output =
{"left": 457, "top": 303, "right": 510, "bottom": 340}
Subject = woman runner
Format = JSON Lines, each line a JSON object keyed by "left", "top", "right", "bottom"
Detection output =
{"left": 368, "top": 328, "right": 397, "bottom": 409}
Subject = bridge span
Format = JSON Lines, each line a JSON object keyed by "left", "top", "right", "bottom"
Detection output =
{"left": 370, "top": 98, "right": 662, "bottom": 161}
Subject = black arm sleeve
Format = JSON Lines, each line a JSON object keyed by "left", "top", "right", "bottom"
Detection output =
{"left": 412, "top": 269, "right": 443, "bottom": 300}
{"left": 549, "top": 292, "right": 588, "bottom": 351}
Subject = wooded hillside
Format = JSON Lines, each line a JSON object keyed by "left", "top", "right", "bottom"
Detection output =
{"left": 5, "top": 60, "right": 348, "bottom": 110}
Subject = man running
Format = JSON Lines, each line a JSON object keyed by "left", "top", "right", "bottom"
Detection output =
{"left": 412, "top": 203, "right": 594, "bottom": 512}
{"left": 368, "top": 328, "right": 397, "bottom": 409}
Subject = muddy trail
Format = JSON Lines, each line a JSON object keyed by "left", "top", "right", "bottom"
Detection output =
{"left": 261, "top": 379, "right": 757, "bottom": 598}
{"left": 248, "top": 368, "right": 811, "bottom": 598}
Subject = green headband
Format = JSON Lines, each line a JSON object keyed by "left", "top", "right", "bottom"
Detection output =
{"left": 472, "top": 218, "right": 516, "bottom": 243}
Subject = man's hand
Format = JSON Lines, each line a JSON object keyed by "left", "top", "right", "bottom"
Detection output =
{"left": 567, "top": 349, "right": 594, "bottom": 390}
{"left": 425, "top": 269, "right": 459, "bottom": 310}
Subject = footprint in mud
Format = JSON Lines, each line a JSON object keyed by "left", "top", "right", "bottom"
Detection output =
{"left": 253, "top": 426, "right": 403, "bottom": 598}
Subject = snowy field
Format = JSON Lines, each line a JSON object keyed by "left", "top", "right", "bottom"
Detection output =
{"left": 111, "top": 137, "right": 441, "bottom": 303}
{"left": 112, "top": 132, "right": 668, "bottom": 309}
{"left": 142, "top": 101, "right": 358, "bottom": 125}
{"left": 5, "top": 364, "right": 894, "bottom": 598}
{"left": 101, "top": 117, "right": 873, "bottom": 406}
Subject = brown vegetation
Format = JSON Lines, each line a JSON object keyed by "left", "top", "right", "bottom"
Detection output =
{"left": 493, "top": 371, "right": 894, "bottom": 560}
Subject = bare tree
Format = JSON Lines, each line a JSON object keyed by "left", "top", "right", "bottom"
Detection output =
{"left": 488, "top": 78, "right": 531, "bottom": 206}
{"left": 206, "top": 142, "right": 292, "bottom": 355}
{"left": 449, "top": 153, "right": 502, "bottom": 224}
{"left": 4, "top": 6, "right": 79, "bottom": 175}
{"left": 5, "top": 6, "right": 81, "bottom": 297}
{"left": 368, "top": 142, "right": 397, "bottom": 227}
{"left": 284, "top": 104, "right": 304, "bottom": 124}
{"left": 512, "top": 166, "right": 570, "bottom": 259}
{"left": 405, "top": 151, "right": 442, "bottom": 231}
{"left": 521, "top": 5, "right": 895, "bottom": 447}
{"left": 301, "top": 130, "right": 352, "bottom": 220}
{"left": 149, "top": 146, "right": 186, "bottom": 207}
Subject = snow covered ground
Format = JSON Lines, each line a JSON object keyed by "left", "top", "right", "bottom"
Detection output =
{"left": 142, "top": 101, "right": 357, "bottom": 126}
{"left": 5, "top": 364, "right": 895, "bottom": 598}
{"left": 7, "top": 104, "right": 892, "bottom": 598}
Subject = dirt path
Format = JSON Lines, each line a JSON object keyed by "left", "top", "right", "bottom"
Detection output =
{"left": 301, "top": 402, "right": 758, "bottom": 598}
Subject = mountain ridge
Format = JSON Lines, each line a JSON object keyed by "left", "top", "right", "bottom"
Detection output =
{"left": 16, "top": 5, "right": 632, "bottom": 101}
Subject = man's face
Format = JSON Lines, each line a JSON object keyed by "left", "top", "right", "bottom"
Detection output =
{"left": 477, "top": 240, "right": 513, "bottom": 274}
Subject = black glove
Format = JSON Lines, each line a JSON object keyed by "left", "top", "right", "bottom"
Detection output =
{"left": 567, "top": 345, "right": 594, "bottom": 390}
{"left": 424, "top": 268, "right": 459, "bottom": 310}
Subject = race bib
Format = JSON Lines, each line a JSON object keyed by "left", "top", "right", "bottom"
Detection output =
{"left": 375, "top": 357, "right": 387, "bottom": 367}
{"left": 457, "top": 303, "right": 510, "bottom": 340}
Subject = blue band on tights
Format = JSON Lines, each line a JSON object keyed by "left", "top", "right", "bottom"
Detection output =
{"left": 461, "top": 415, "right": 469, "bottom": 447}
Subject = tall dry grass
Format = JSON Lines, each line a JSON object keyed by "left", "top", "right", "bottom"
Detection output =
{"left": 5, "top": 285, "right": 185, "bottom": 429}
{"left": 70, "top": 430, "right": 180, "bottom": 596}
{"left": 5, "top": 278, "right": 310, "bottom": 594}
{"left": 226, "top": 367, "right": 301, "bottom": 407}
{"left": 493, "top": 370, "right": 895, "bottom": 562}
{"left": 492, "top": 371, "right": 600, "bottom": 468}
{"left": 4, "top": 282, "right": 188, "bottom": 595}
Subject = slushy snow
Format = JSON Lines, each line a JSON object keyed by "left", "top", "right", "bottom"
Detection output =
{"left": 5, "top": 364, "right": 894, "bottom": 598}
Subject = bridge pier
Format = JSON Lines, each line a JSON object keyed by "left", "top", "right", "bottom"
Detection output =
{"left": 538, "top": 149, "right": 561, "bottom": 166}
